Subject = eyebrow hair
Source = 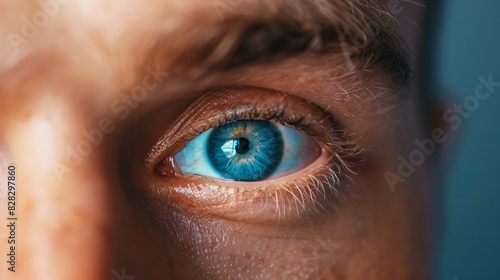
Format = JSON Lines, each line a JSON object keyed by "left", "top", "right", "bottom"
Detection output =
{"left": 144, "top": 0, "right": 409, "bottom": 85}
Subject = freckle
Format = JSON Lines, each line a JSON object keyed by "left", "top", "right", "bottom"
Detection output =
{"left": 22, "top": 111, "right": 33, "bottom": 120}
{"left": 299, "top": 245, "right": 309, "bottom": 254}
{"left": 244, "top": 252, "right": 252, "bottom": 260}
{"left": 329, "top": 264, "right": 343, "bottom": 280}
{"left": 24, "top": 201, "right": 34, "bottom": 214}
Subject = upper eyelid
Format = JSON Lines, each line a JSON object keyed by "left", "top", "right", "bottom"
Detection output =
{"left": 121, "top": 53, "right": 402, "bottom": 123}
{"left": 145, "top": 86, "right": 352, "bottom": 168}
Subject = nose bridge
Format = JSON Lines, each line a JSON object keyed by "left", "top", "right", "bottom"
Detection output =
{"left": 0, "top": 98, "right": 112, "bottom": 280}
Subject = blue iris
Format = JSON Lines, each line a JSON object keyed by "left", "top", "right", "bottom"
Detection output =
{"left": 206, "top": 121, "right": 283, "bottom": 181}
{"left": 174, "top": 120, "right": 321, "bottom": 181}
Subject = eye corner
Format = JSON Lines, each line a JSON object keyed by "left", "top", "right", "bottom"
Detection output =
{"left": 154, "top": 156, "right": 182, "bottom": 178}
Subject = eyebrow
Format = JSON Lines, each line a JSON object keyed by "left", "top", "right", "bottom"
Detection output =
{"left": 142, "top": 0, "right": 409, "bottom": 85}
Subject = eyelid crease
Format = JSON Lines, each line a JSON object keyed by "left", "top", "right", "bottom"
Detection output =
{"left": 146, "top": 86, "right": 364, "bottom": 169}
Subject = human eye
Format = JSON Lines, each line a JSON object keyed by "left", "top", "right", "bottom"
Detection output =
{"left": 173, "top": 119, "right": 321, "bottom": 181}
{"left": 135, "top": 87, "right": 363, "bottom": 224}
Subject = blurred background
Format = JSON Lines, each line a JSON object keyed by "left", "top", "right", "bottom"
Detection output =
{"left": 433, "top": 0, "right": 500, "bottom": 278}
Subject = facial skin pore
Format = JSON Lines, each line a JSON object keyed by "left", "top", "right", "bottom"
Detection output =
{"left": 0, "top": 0, "right": 432, "bottom": 279}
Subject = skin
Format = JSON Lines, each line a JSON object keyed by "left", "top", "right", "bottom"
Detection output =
{"left": 0, "top": 0, "right": 435, "bottom": 279}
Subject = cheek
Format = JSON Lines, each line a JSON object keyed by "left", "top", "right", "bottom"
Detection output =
{"left": 0, "top": 97, "right": 119, "bottom": 279}
{"left": 117, "top": 133, "right": 428, "bottom": 279}
{"left": 114, "top": 88, "right": 428, "bottom": 278}
{"left": 138, "top": 196, "right": 356, "bottom": 279}
{"left": 126, "top": 169, "right": 423, "bottom": 279}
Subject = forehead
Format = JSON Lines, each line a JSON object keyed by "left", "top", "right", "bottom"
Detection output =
{"left": 0, "top": 0, "right": 406, "bottom": 109}
{"left": 0, "top": 0, "right": 216, "bottom": 63}
{"left": 1, "top": 0, "right": 402, "bottom": 64}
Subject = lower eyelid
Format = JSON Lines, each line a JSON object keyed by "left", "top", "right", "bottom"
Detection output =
{"left": 148, "top": 150, "right": 349, "bottom": 225}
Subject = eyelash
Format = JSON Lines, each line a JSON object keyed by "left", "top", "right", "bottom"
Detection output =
{"left": 148, "top": 88, "right": 364, "bottom": 223}
{"left": 267, "top": 165, "right": 345, "bottom": 221}
{"left": 185, "top": 105, "right": 310, "bottom": 144}
{"left": 176, "top": 97, "right": 358, "bottom": 156}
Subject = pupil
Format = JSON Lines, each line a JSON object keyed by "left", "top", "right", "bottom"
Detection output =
{"left": 235, "top": 138, "right": 250, "bottom": 154}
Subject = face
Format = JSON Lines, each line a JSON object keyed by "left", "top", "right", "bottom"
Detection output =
{"left": 0, "top": 0, "right": 434, "bottom": 279}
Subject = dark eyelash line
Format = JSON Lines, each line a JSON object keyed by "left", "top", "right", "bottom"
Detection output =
{"left": 183, "top": 103, "right": 308, "bottom": 140}
{"left": 146, "top": 87, "right": 363, "bottom": 168}
{"left": 180, "top": 98, "right": 360, "bottom": 156}
{"left": 149, "top": 87, "right": 366, "bottom": 179}
{"left": 205, "top": 109, "right": 362, "bottom": 171}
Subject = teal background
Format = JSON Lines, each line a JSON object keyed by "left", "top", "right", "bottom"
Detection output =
{"left": 435, "top": 0, "right": 500, "bottom": 278}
